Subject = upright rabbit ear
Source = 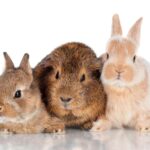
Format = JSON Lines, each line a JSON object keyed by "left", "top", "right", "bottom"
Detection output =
{"left": 111, "top": 14, "right": 122, "bottom": 37}
{"left": 127, "top": 17, "right": 143, "bottom": 46}
{"left": 3, "top": 52, "right": 15, "bottom": 70}
{"left": 19, "top": 53, "right": 32, "bottom": 75}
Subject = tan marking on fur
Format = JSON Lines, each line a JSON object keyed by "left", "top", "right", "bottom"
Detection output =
{"left": 122, "top": 66, "right": 134, "bottom": 82}
{"left": 127, "top": 17, "right": 143, "bottom": 45}
{"left": 104, "top": 62, "right": 134, "bottom": 82}
{"left": 111, "top": 14, "right": 122, "bottom": 36}
{"left": 107, "top": 39, "right": 136, "bottom": 57}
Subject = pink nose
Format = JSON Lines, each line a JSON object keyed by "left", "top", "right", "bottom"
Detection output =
{"left": 115, "top": 70, "right": 124, "bottom": 74}
{"left": 115, "top": 70, "right": 124, "bottom": 79}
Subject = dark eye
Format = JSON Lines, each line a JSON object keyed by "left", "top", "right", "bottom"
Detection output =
{"left": 55, "top": 71, "right": 60, "bottom": 79}
{"left": 14, "top": 90, "right": 21, "bottom": 98}
{"left": 133, "top": 56, "right": 136, "bottom": 63}
{"left": 106, "top": 53, "right": 109, "bottom": 59}
{"left": 80, "top": 74, "right": 86, "bottom": 82}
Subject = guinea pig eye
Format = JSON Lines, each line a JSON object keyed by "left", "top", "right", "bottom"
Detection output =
{"left": 55, "top": 71, "right": 60, "bottom": 80}
{"left": 14, "top": 90, "right": 22, "bottom": 98}
{"left": 106, "top": 53, "right": 109, "bottom": 59}
{"left": 133, "top": 55, "right": 136, "bottom": 63}
{"left": 80, "top": 74, "right": 86, "bottom": 82}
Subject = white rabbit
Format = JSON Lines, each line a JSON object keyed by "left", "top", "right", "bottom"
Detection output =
{"left": 91, "top": 14, "right": 150, "bottom": 132}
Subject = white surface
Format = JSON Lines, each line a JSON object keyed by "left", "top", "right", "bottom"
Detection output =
{"left": 0, "top": 129, "right": 150, "bottom": 150}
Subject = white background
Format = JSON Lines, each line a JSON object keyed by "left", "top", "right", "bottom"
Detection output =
{"left": 0, "top": 0, "right": 149, "bottom": 73}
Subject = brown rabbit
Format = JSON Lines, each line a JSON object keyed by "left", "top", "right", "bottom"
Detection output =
{"left": 0, "top": 53, "right": 64, "bottom": 134}
{"left": 34, "top": 42, "right": 106, "bottom": 129}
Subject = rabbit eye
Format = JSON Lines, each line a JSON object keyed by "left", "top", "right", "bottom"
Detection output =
{"left": 80, "top": 74, "right": 86, "bottom": 82}
{"left": 133, "top": 56, "right": 136, "bottom": 63}
{"left": 55, "top": 71, "right": 60, "bottom": 79}
{"left": 14, "top": 90, "right": 21, "bottom": 98}
{"left": 106, "top": 53, "right": 109, "bottom": 59}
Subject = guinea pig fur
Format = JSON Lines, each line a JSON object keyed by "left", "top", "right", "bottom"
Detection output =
{"left": 34, "top": 42, "right": 106, "bottom": 129}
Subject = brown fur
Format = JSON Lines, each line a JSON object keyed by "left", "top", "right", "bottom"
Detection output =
{"left": 34, "top": 42, "right": 106, "bottom": 129}
{"left": 0, "top": 53, "right": 64, "bottom": 134}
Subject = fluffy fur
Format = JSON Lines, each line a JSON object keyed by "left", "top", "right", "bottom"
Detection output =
{"left": 0, "top": 53, "right": 64, "bottom": 134}
{"left": 34, "top": 42, "right": 106, "bottom": 129}
{"left": 91, "top": 14, "right": 150, "bottom": 132}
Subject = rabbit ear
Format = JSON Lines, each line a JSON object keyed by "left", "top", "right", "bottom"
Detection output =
{"left": 3, "top": 52, "right": 15, "bottom": 70}
{"left": 127, "top": 17, "right": 143, "bottom": 46}
{"left": 111, "top": 14, "right": 122, "bottom": 36}
{"left": 19, "top": 53, "right": 32, "bottom": 75}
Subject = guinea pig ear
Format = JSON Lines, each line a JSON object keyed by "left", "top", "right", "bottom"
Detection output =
{"left": 3, "top": 52, "right": 15, "bottom": 71}
{"left": 111, "top": 14, "right": 122, "bottom": 37}
{"left": 33, "top": 57, "right": 55, "bottom": 80}
{"left": 19, "top": 53, "right": 32, "bottom": 75}
{"left": 88, "top": 58, "right": 103, "bottom": 80}
{"left": 127, "top": 17, "right": 143, "bottom": 46}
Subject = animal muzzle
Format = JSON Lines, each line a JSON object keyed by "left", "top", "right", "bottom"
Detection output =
{"left": 115, "top": 69, "right": 124, "bottom": 80}
{"left": 59, "top": 96, "right": 73, "bottom": 109}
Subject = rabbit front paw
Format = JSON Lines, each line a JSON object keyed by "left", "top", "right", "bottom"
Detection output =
{"left": 90, "top": 119, "right": 111, "bottom": 132}
{"left": 136, "top": 125, "right": 150, "bottom": 132}
{"left": 0, "top": 128, "right": 13, "bottom": 134}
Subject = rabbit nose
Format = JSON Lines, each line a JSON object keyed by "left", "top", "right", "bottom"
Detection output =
{"left": 60, "top": 97, "right": 72, "bottom": 103}
{"left": 115, "top": 70, "right": 124, "bottom": 75}
{"left": 0, "top": 105, "right": 4, "bottom": 112}
{"left": 115, "top": 70, "right": 124, "bottom": 79}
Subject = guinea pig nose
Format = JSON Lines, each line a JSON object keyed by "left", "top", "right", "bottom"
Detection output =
{"left": 0, "top": 105, "right": 4, "bottom": 112}
{"left": 60, "top": 97, "right": 72, "bottom": 103}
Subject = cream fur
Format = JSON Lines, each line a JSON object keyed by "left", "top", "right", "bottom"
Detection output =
{"left": 109, "top": 36, "right": 137, "bottom": 48}
{"left": 91, "top": 14, "right": 150, "bottom": 132}
{"left": 91, "top": 56, "right": 150, "bottom": 132}
{"left": 107, "top": 58, "right": 150, "bottom": 127}
{"left": 101, "top": 56, "right": 146, "bottom": 88}
{"left": 0, "top": 108, "right": 41, "bottom": 124}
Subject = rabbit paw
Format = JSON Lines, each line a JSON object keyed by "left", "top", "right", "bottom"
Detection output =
{"left": 135, "top": 119, "right": 150, "bottom": 132}
{"left": 0, "top": 128, "right": 13, "bottom": 134}
{"left": 90, "top": 119, "right": 111, "bottom": 132}
{"left": 136, "top": 126, "right": 150, "bottom": 132}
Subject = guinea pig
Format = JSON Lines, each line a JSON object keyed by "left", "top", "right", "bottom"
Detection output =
{"left": 34, "top": 42, "right": 106, "bottom": 129}
{"left": 0, "top": 53, "right": 64, "bottom": 134}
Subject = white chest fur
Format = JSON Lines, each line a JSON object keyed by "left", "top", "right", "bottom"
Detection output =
{"left": 106, "top": 94, "right": 138, "bottom": 128}
{"left": 105, "top": 77, "right": 149, "bottom": 128}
